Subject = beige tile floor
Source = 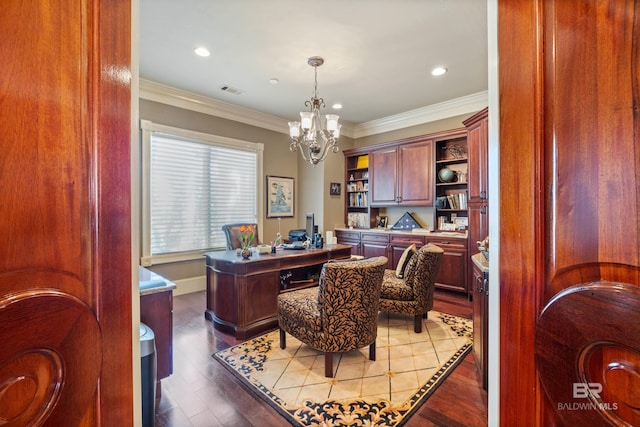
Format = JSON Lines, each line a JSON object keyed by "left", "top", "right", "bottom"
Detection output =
{"left": 253, "top": 312, "right": 472, "bottom": 406}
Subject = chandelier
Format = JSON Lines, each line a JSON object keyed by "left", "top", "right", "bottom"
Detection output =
{"left": 288, "top": 56, "right": 341, "bottom": 166}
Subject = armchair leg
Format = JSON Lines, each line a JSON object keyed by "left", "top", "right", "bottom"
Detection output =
{"left": 414, "top": 315, "right": 422, "bottom": 333}
{"left": 280, "top": 328, "right": 286, "bottom": 349}
{"left": 369, "top": 340, "right": 376, "bottom": 361}
{"left": 325, "top": 352, "right": 333, "bottom": 377}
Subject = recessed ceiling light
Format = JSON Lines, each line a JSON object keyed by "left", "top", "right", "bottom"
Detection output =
{"left": 194, "top": 47, "right": 210, "bottom": 57}
{"left": 332, "top": 103, "right": 343, "bottom": 110}
{"left": 431, "top": 67, "right": 448, "bottom": 76}
{"left": 269, "top": 78, "right": 279, "bottom": 85}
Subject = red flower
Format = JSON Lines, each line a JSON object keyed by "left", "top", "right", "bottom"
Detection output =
{"left": 238, "top": 225, "right": 254, "bottom": 249}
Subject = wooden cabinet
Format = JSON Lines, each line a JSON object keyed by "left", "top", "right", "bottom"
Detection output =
{"left": 434, "top": 129, "right": 469, "bottom": 230}
{"left": 471, "top": 254, "right": 488, "bottom": 391}
{"left": 398, "top": 142, "right": 435, "bottom": 205}
{"left": 369, "top": 136, "right": 434, "bottom": 207}
{"left": 140, "top": 288, "right": 174, "bottom": 381}
{"left": 464, "top": 108, "right": 489, "bottom": 300}
{"left": 343, "top": 149, "right": 379, "bottom": 229}
{"left": 361, "top": 232, "right": 391, "bottom": 267}
{"left": 465, "top": 108, "right": 489, "bottom": 206}
{"left": 370, "top": 146, "right": 398, "bottom": 205}
{"left": 427, "top": 236, "right": 468, "bottom": 294}
{"left": 335, "top": 229, "right": 361, "bottom": 255}
{"left": 334, "top": 230, "right": 468, "bottom": 293}
{"left": 389, "top": 234, "right": 425, "bottom": 268}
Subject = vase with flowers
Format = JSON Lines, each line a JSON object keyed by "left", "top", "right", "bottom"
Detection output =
{"left": 238, "top": 225, "right": 254, "bottom": 259}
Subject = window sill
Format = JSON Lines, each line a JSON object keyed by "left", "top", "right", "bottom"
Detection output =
{"left": 141, "top": 249, "right": 224, "bottom": 266}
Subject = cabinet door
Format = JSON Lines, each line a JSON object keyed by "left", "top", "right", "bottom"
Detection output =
{"left": 389, "top": 235, "right": 425, "bottom": 269}
{"left": 340, "top": 239, "right": 361, "bottom": 256}
{"left": 468, "top": 203, "right": 489, "bottom": 254}
{"left": 472, "top": 264, "right": 487, "bottom": 390}
{"left": 361, "top": 233, "right": 390, "bottom": 266}
{"left": 140, "top": 290, "right": 173, "bottom": 380}
{"left": 370, "top": 147, "right": 398, "bottom": 205}
{"left": 466, "top": 112, "right": 488, "bottom": 204}
{"left": 398, "top": 140, "right": 434, "bottom": 205}
{"left": 336, "top": 230, "right": 361, "bottom": 256}
{"left": 428, "top": 238, "right": 468, "bottom": 293}
{"left": 361, "top": 241, "right": 389, "bottom": 261}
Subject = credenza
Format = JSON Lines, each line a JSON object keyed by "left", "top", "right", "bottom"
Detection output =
{"left": 204, "top": 244, "right": 352, "bottom": 339}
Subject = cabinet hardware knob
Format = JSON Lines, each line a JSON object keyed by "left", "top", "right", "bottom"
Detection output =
{"left": 480, "top": 190, "right": 487, "bottom": 200}
{"left": 480, "top": 205, "right": 487, "bottom": 214}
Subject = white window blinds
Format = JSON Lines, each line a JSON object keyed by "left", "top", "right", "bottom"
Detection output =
{"left": 141, "top": 120, "right": 263, "bottom": 261}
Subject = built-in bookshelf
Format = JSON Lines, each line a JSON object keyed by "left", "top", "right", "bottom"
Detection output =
{"left": 343, "top": 150, "right": 379, "bottom": 229}
{"left": 434, "top": 133, "right": 468, "bottom": 231}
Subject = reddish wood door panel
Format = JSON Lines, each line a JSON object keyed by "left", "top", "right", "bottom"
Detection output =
{"left": 370, "top": 147, "right": 398, "bottom": 205}
{"left": 465, "top": 109, "right": 488, "bottom": 205}
{"left": 0, "top": 1, "right": 132, "bottom": 425}
{"left": 499, "top": 0, "right": 640, "bottom": 425}
{"left": 398, "top": 140, "right": 434, "bottom": 205}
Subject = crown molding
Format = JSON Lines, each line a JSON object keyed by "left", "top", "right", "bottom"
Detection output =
{"left": 352, "top": 91, "right": 488, "bottom": 138}
{"left": 139, "top": 79, "right": 293, "bottom": 134}
{"left": 140, "top": 79, "right": 486, "bottom": 139}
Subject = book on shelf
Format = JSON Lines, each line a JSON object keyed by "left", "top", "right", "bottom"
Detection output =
{"left": 349, "top": 192, "right": 368, "bottom": 207}
{"left": 444, "top": 192, "right": 467, "bottom": 209}
{"left": 356, "top": 155, "right": 369, "bottom": 169}
{"left": 347, "top": 212, "right": 369, "bottom": 228}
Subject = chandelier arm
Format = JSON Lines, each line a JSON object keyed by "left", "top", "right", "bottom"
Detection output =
{"left": 318, "top": 135, "right": 331, "bottom": 161}
{"left": 317, "top": 134, "right": 337, "bottom": 162}
{"left": 294, "top": 138, "right": 311, "bottom": 162}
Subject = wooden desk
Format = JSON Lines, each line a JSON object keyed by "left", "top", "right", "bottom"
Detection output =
{"left": 204, "top": 244, "right": 351, "bottom": 339}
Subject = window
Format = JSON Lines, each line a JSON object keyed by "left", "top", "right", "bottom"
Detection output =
{"left": 140, "top": 120, "right": 264, "bottom": 264}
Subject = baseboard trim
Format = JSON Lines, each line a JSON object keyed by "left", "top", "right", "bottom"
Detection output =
{"left": 173, "top": 275, "right": 206, "bottom": 296}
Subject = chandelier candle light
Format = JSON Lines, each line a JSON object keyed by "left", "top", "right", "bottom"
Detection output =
{"left": 288, "top": 56, "right": 341, "bottom": 166}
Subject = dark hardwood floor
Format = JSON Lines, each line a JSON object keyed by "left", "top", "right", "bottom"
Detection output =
{"left": 154, "top": 289, "right": 488, "bottom": 427}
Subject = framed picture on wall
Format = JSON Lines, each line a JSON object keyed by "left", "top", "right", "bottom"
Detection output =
{"left": 266, "top": 175, "right": 294, "bottom": 218}
{"left": 330, "top": 182, "right": 341, "bottom": 195}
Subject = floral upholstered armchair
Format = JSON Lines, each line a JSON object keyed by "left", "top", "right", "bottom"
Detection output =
{"left": 277, "top": 256, "right": 388, "bottom": 377}
{"left": 379, "top": 244, "right": 444, "bottom": 333}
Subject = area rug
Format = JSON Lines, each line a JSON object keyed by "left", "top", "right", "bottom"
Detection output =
{"left": 213, "top": 311, "right": 472, "bottom": 426}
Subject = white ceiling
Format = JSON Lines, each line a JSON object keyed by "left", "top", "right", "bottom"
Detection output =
{"left": 139, "top": 0, "right": 488, "bottom": 127}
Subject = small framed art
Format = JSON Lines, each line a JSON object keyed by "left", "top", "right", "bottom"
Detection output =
{"left": 266, "top": 175, "right": 294, "bottom": 218}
